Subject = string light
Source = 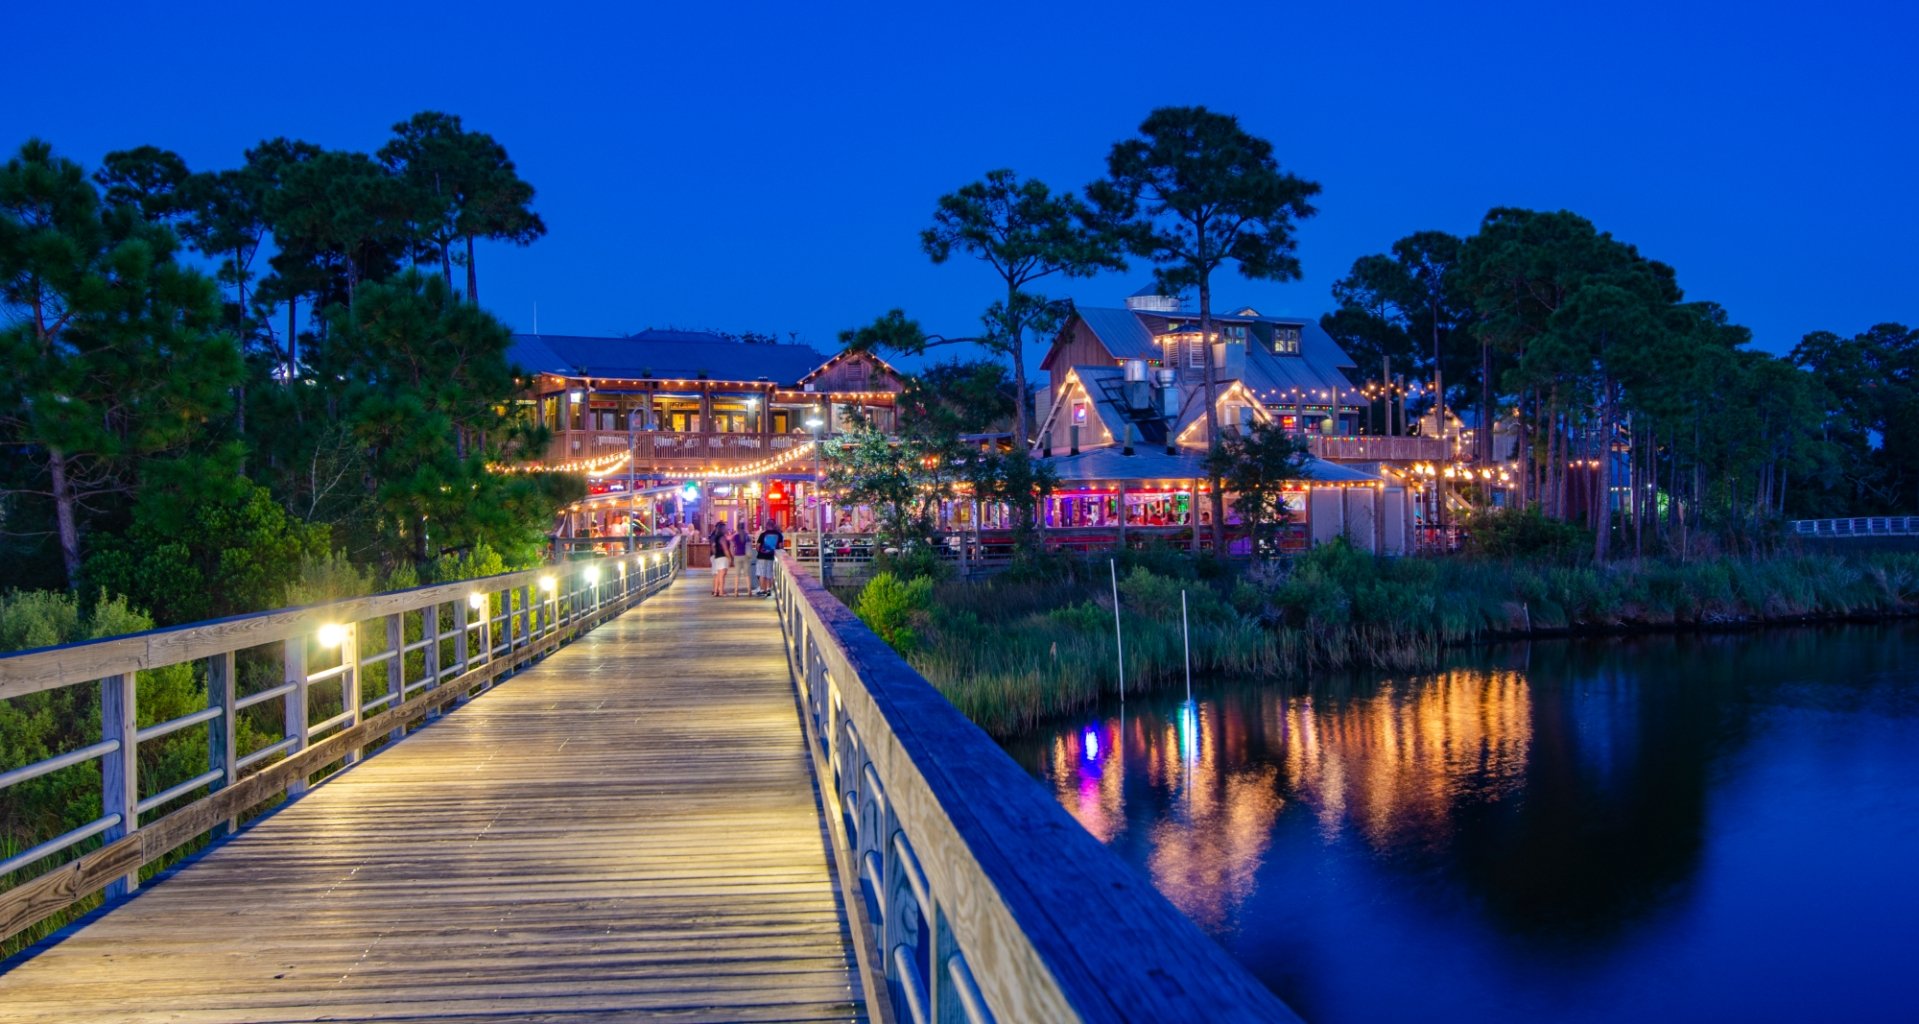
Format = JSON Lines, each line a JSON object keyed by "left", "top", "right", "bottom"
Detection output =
{"left": 488, "top": 449, "right": 633, "bottom": 476}
{"left": 652, "top": 440, "right": 820, "bottom": 481}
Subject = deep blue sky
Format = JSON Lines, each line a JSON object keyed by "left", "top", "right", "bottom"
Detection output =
{"left": 5, "top": 1, "right": 1913, "bottom": 374}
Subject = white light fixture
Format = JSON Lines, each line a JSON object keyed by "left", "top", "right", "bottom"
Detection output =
{"left": 584, "top": 566, "right": 600, "bottom": 584}
{"left": 468, "top": 593, "right": 486, "bottom": 610}
{"left": 317, "top": 623, "right": 348, "bottom": 648}
{"left": 539, "top": 576, "right": 558, "bottom": 592}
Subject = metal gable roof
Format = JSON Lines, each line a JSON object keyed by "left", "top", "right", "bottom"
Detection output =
{"left": 507, "top": 333, "right": 833, "bottom": 385}
{"left": 1073, "top": 306, "right": 1162, "bottom": 362}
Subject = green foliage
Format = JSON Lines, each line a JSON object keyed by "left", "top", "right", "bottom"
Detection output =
{"left": 1465, "top": 506, "right": 1592, "bottom": 562}
{"left": 2, "top": 592, "right": 203, "bottom": 922}
{"left": 430, "top": 541, "right": 511, "bottom": 583}
{"left": 1205, "top": 421, "right": 1309, "bottom": 549}
{"left": 86, "top": 469, "right": 330, "bottom": 625}
{"left": 854, "top": 572, "right": 936, "bottom": 654}
{"left": 285, "top": 550, "right": 379, "bottom": 605}
{"left": 876, "top": 548, "right": 1919, "bottom": 737}
{"left": 1791, "top": 323, "right": 1919, "bottom": 513}
{"left": 0, "top": 139, "right": 244, "bottom": 589}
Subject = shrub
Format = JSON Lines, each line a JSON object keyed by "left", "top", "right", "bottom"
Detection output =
{"left": 1465, "top": 506, "right": 1592, "bottom": 562}
{"left": 854, "top": 572, "right": 936, "bottom": 654}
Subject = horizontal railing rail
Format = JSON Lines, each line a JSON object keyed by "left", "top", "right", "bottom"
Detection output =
{"left": 773, "top": 553, "right": 1299, "bottom": 1023}
{"left": 0, "top": 537, "right": 684, "bottom": 946}
{"left": 1791, "top": 516, "right": 1919, "bottom": 537}
{"left": 1309, "top": 434, "right": 1454, "bottom": 462}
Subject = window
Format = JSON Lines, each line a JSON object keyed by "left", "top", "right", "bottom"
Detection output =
{"left": 1072, "top": 401, "right": 1087, "bottom": 425}
{"left": 1187, "top": 336, "right": 1206, "bottom": 369}
{"left": 845, "top": 360, "right": 869, "bottom": 387}
{"left": 1273, "top": 326, "right": 1302, "bottom": 355}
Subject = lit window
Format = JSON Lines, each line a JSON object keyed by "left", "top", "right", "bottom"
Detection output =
{"left": 1072, "top": 402, "right": 1087, "bottom": 425}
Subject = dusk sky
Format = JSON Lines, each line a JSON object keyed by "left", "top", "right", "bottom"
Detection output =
{"left": 6, "top": 1, "right": 1914, "bottom": 373}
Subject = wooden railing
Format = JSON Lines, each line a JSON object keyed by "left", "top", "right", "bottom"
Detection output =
{"left": 1309, "top": 434, "right": 1454, "bottom": 462}
{"left": 772, "top": 554, "right": 1300, "bottom": 1023}
{"left": 0, "top": 538, "right": 684, "bottom": 945}
{"left": 550, "top": 429, "right": 810, "bottom": 465}
{"left": 1791, "top": 516, "right": 1919, "bottom": 537}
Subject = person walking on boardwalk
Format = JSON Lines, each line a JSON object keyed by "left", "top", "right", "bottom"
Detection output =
{"left": 728, "top": 522, "right": 750, "bottom": 596}
{"left": 752, "top": 520, "right": 783, "bottom": 597}
{"left": 709, "top": 521, "right": 732, "bottom": 596}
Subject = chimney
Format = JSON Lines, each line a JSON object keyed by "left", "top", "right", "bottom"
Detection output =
{"left": 1123, "top": 359, "right": 1150, "bottom": 411}
{"left": 1069, "top": 424, "right": 1080, "bottom": 456}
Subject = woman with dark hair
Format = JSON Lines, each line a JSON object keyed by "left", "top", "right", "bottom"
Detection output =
{"left": 709, "top": 521, "right": 731, "bottom": 596}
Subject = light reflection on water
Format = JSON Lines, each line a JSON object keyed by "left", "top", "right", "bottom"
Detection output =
{"left": 1004, "top": 624, "right": 1919, "bottom": 1023}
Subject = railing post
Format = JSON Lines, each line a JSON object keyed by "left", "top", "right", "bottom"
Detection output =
{"left": 451, "top": 597, "right": 469, "bottom": 679}
{"left": 100, "top": 672, "right": 139, "bottom": 899}
{"left": 208, "top": 651, "right": 237, "bottom": 837}
{"left": 285, "top": 635, "right": 309, "bottom": 797}
{"left": 423, "top": 600, "right": 441, "bottom": 692}
{"left": 341, "top": 622, "right": 363, "bottom": 766}
{"left": 386, "top": 612, "right": 405, "bottom": 743}
{"left": 476, "top": 593, "right": 492, "bottom": 666}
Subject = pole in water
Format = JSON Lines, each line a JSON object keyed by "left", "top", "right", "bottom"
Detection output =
{"left": 1110, "top": 558, "right": 1125, "bottom": 701}
{"left": 1182, "top": 588, "right": 1191, "bottom": 703}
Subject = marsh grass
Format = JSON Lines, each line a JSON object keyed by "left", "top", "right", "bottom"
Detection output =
{"left": 856, "top": 543, "right": 1919, "bottom": 736}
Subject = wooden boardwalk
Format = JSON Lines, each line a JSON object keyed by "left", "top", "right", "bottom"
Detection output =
{"left": 0, "top": 572, "right": 866, "bottom": 1024}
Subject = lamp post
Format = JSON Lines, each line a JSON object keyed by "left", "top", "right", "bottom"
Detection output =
{"left": 806, "top": 413, "right": 825, "bottom": 576}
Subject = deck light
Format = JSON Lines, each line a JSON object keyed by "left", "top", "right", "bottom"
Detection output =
{"left": 539, "top": 576, "right": 557, "bottom": 592}
{"left": 584, "top": 566, "right": 600, "bottom": 584}
{"left": 468, "top": 593, "right": 486, "bottom": 610}
{"left": 317, "top": 623, "right": 348, "bottom": 648}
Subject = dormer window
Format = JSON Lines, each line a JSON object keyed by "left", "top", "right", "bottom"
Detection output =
{"left": 1273, "top": 326, "right": 1302, "bottom": 355}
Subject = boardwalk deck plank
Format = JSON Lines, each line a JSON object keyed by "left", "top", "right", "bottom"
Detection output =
{"left": 0, "top": 573, "right": 865, "bottom": 1024}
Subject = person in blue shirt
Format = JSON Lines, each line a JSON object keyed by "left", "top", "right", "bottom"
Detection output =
{"left": 752, "top": 521, "right": 784, "bottom": 597}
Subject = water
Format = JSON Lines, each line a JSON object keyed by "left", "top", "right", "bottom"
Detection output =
{"left": 1001, "top": 624, "right": 1919, "bottom": 1023}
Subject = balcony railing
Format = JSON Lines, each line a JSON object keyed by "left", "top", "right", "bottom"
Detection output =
{"left": 550, "top": 430, "right": 813, "bottom": 467}
{"left": 1309, "top": 434, "right": 1455, "bottom": 462}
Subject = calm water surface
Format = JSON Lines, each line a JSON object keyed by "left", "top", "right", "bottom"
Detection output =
{"left": 1001, "top": 624, "right": 1919, "bottom": 1023}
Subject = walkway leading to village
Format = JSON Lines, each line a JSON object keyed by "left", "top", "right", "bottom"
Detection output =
{"left": 0, "top": 572, "right": 866, "bottom": 1023}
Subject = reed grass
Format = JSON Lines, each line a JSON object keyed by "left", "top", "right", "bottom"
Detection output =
{"left": 856, "top": 544, "right": 1919, "bottom": 737}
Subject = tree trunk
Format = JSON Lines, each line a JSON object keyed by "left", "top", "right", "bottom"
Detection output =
{"left": 1198, "top": 275, "right": 1226, "bottom": 553}
{"left": 286, "top": 297, "right": 298, "bottom": 381}
{"left": 1480, "top": 339, "right": 1493, "bottom": 464}
{"left": 1594, "top": 378, "right": 1612, "bottom": 561}
{"left": 465, "top": 234, "right": 479, "bottom": 305}
{"left": 47, "top": 448, "right": 84, "bottom": 590}
{"left": 441, "top": 238, "right": 454, "bottom": 294}
{"left": 1009, "top": 283, "right": 1030, "bottom": 448}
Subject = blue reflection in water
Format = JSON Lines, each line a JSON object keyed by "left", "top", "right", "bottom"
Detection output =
{"left": 1007, "top": 624, "right": 1919, "bottom": 1024}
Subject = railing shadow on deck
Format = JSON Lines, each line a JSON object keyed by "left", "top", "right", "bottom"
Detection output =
{"left": 773, "top": 552, "right": 1302, "bottom": 1024}
{"left": 0, "top": 537, "right": 685, "bottom": 950}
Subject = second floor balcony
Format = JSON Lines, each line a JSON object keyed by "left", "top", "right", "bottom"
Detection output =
{"left": 1308, "top": 434, "right": 1456, "bottom": 463}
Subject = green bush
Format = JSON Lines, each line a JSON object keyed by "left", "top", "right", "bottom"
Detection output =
{"left": 854, "top": 572, "right": 936, "bottom": 654}
{"left": 85, "top": 477, "right": 331, "bottom": 626}
{"left": 1465, "top": 506, "right": 1592, "bottom": 562}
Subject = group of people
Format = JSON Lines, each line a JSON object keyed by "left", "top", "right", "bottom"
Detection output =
{"left": 708, "top": 519, "right": 784, "bottom": 598}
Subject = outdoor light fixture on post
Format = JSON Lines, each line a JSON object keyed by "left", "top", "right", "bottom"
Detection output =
{"left": 469, "top": 592, "right": 490, "bottom": 663}
{"left": 584, "top": 565, "right": 600, "bottom": 613}
{"left": 539, "top": 575, "right": 558, "bottom": 633}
